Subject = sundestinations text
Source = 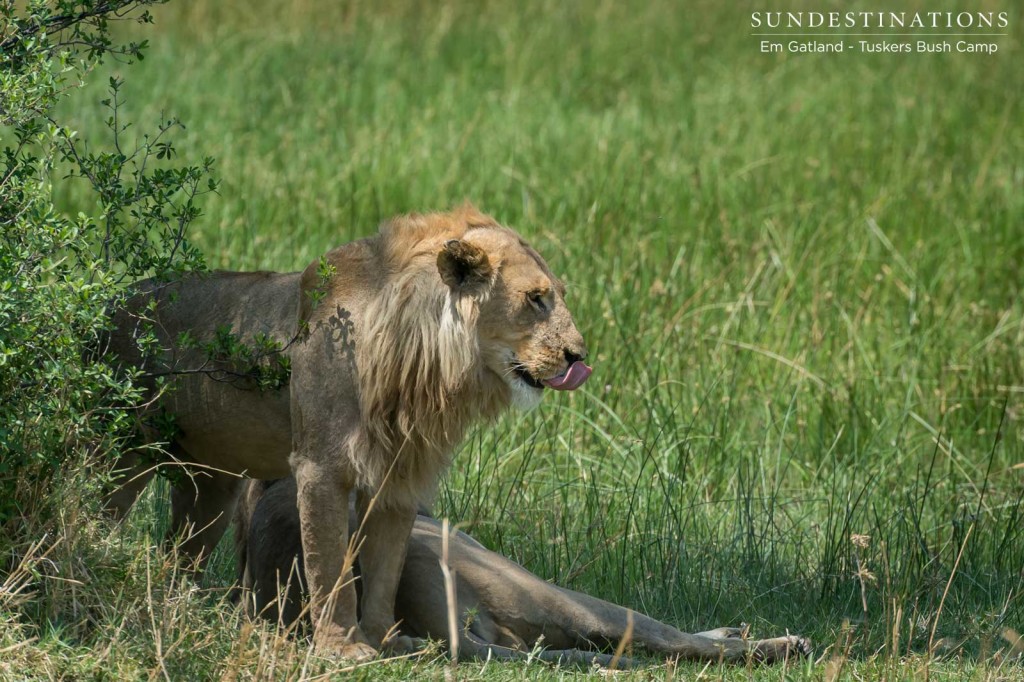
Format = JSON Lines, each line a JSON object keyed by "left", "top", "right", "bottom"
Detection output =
{"left": 751, "top": 11, "right": 1008, "bottom": 29}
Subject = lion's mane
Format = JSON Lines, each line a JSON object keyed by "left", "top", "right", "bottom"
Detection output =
{"left": 346, "top": 208, "right": 509, "bottom": 505}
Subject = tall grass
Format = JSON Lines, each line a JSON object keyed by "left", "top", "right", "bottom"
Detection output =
{"left": 27, "top": 0, "right": 1024, "bottom": 677}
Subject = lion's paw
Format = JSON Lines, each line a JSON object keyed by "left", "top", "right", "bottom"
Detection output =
{"left": 339, "top": 641, "right": 379, "bottom": 663}
{"left": 752, "top": 634, "right": 813, "bottom": 663}
{"left": 313, "top": 629, "right": 379, "bottom": 664}
{"left": 790, "top": 635, "right": 813, "bottom": 658}
{"left": 381, "top": 633, "right": 427, "bottom": 655}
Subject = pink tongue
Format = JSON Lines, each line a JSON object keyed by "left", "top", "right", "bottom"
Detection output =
{"left": 542, "top": 361, "right": 593, "bottom": 391}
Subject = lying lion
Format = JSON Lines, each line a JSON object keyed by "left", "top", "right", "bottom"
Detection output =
{"left": 106, "top": 206, "right": 591, "bottom": 660}
{"left": 236, "top": 479, "right": 812, "bottom": 667}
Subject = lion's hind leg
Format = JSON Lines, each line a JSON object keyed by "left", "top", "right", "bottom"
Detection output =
{"left": 167, "top": 461, "right": 243, "bottom": 569}
{"left": 104, "top": 450, "right": 161, "bottom": 520}
{"left": 528, "top": 585, "right": 812, "bottom": 665}
{"left": 745, "top": 634, "right": 814, "bottom": 663}
{"left": 668, "top": 626, "right": 812, "bottom": 664}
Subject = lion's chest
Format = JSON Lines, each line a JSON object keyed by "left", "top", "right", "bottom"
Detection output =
{"left": 348, "top": 431, "right": 457, "bottom": 508}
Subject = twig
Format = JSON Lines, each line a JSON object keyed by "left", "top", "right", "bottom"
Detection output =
{"left": 440, "top": 519, "right": 459, "bottom": 666}
{"left": 608, "top": 610, "right": 634, "bottom": 670}
{"left": 926, "top": 523, "right": 974, "bottom": 681}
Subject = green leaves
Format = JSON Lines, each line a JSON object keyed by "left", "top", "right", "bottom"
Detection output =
{"left": 303, "top": 255, "right": 337, "bottom": 312}
{"left": 186, "top": 326, "right": 292, "bottom": 392}
{"left": 58, "top": 76, "right": 215, "bottom": 284}
{"left": 0, "top": 0, "right": 212, "bottom": 532}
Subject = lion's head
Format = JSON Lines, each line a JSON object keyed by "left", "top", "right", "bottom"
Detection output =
{"left": 355, "top": 205, "right": 591, "bottom": 454}
{"left": 440, "top": 224, "right": 590, "bottom": 411}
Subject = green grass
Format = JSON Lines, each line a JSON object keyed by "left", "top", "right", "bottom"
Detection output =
{"left": 17, "top": 0, "right": 1024, "bottom": 678}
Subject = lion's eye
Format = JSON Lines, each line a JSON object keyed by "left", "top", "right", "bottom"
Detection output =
{"left": 527, "top": 291, "right": 548, "bottom": 312}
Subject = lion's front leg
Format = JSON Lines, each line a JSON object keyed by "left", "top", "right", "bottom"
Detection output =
{"left": 355, "top": 493, "right": 419, "bottom": 652}
{"left": 293, "top": 457, "right": 375, "bottom": 662}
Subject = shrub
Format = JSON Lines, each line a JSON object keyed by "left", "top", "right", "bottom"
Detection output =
{"left": 0, "top": 0, "right": 213, "bottom": 551}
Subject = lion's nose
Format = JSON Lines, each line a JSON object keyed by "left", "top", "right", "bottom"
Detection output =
{"left": 564, "top": 348, "right": 586, "bottom": 365}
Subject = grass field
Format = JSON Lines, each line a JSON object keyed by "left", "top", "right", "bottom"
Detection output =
{"left": 16, "top": 0, "right": 1024, "bottom": 678}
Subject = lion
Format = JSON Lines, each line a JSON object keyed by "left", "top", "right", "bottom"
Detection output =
{"left": 235, "top": 478, "right": 813, "bottom": 667}
{"left": 105, "top": 206, "right": 591, "bottom": 661}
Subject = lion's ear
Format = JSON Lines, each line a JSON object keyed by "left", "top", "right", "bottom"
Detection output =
{"left": 437, "top": 239, "right": 492, "bottom": 293}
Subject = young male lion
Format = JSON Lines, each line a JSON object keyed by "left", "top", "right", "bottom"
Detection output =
{"left": 106, "top": 206, "right": 591, "bottom": 661}
{"left": 235, "top": 479, "right": 812, "bottom": 667}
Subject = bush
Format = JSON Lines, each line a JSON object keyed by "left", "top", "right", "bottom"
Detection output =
{"left": 0, "top": 0, "right": 213, "bottom": 550}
